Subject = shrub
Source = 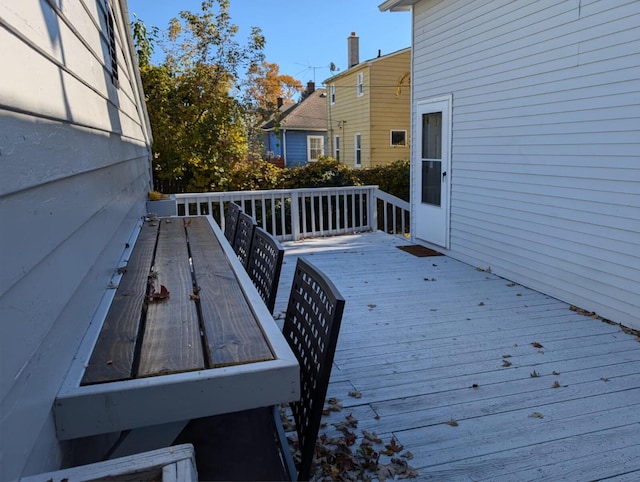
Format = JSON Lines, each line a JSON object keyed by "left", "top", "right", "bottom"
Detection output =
{"left": 283, "top": 158, "right": 361, "bottom": 188}
{"left": 353, "top": 159, "right": 410, "bottom": 201}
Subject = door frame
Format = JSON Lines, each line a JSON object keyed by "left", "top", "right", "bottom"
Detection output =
{"left": 412, "top": 94, "right": 452, "bottom": 249}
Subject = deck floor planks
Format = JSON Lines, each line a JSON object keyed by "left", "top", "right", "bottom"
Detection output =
{"left": 274, "top": 231, "right": 640, "bottom": 480}
{"left": 137, "top": 220, "right": 204, "bottom": 377}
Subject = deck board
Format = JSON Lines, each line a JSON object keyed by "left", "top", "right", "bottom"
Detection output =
{"left": 274, "top": 231, "right": 640, "bottom": 480}
{"left": 187, "top": 217, "right": 274, "bottom": 367}
{"left": 137, "top": 220, "right": 204, "bottom": 377}
{"left": 81, "top": 222, "right": 158, "bottom": 385}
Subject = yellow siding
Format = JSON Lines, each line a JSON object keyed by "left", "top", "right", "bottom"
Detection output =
{"left": 326, "top": 49, "right": 410, "bottom": 168}
{"left": 370, "top": 49, "right": 411, "bottom": 166}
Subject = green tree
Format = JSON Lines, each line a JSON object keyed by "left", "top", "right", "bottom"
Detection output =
{"left": 133, "top": 0, "right": 266, "bottom": 192}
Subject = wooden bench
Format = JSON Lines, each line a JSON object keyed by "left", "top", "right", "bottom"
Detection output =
{"left": 54, "top": 216, "right": 299, "bottom": 448}
{"left": 21, "top": 444, "right": 197, "bottom": 482}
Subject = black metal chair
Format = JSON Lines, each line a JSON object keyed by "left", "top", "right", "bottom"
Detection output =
{"left": 175, "top": 257, "right": 345, "bottom": 481}
{"left": 246, "top": 227, "right": 285, "bottom": 314}
{"left": 223, "top": 202, "right": 242, "bottom": 245}
{"left": 232, "top": 211, "right": 256, "bottom": 268}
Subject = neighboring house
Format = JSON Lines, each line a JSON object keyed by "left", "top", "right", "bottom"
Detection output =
{"left": 324, "top": 33, "right": 411, "bottom": 168}
{"left": 380, "top": 0, "right": 640, "bottom": 330}
{"left": 261, "top": 82, "right": 328, "bottom": 167}
{"left": 0, "top": 1, "right": 152, "bottom": 480}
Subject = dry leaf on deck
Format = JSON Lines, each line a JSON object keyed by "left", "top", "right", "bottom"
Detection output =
{"left": 149, "top": 284, "right": 170, "bottom": 301}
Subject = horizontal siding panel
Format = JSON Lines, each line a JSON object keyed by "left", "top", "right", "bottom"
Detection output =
{"left": 414, "top": 3, "right": 638, "bottom": 81}
{"left": 453, "top": 183, "right": 639, "bottom": 234}
{"left": 0, "top": 112, "right": 148, "bottom": 196}
{"left": 455, "top": 117, "right": 638, "bottom": 138}
{"left": 0, "top": 4, "right": 143, "bottom": 135}
{"left": 454, "top": 165, "right": 640, "bottom": 190}
{"left": 453, "top": 172, "right": 640, "bottom": 212}
{"left": 1, "top": 154, "right": 150, "bottom": 297}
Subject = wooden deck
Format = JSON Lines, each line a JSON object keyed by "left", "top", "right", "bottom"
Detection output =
{"left": 273, "top": 231, "right": 640, "bottom": 481}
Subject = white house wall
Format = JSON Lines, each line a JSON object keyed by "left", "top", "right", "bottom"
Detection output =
{"left": 0, "top": 1, "right": 152, "bottom": 479}
{"left": 411, "top": 0, "right": 639, "bottom": 329}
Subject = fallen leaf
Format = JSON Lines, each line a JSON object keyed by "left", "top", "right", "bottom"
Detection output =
{"left": 601, "top": 377, "right": 609, "bottom": 382}
{"left": 443, "top": 419, "right": 458, "bottom": 427}
{"left": 530, "top": 370, "right": 540, "bottom": 377}
{"left": 348, "top": 390, "right": 362, "bottom": 399}
{"left": 183, "top": 219, "right": 192, "bottom": 227}
{"left": 502, "top": 359, "right": 512, "bottom": 367}
{"left": 362, "top": 430, "right": 382, "bottom": 444}
{"left": 479, "top": 301, "right": 485, "bottom": 306}
{"left": 552, "top": 381, "right": 561, "bottom": 388}
{"left": 552, "top": 371, "right": 560, "bottom": 376}
{"left": 367, "top": 304, "right": 377, "bottom": 309}
{"left": 503, "top": 354, "right": 512, "bottom": 358}
{"left": 380, "top": 438, "right": 403, "bottom": 455}
{"left": 149, "top": 284, "right": 170, "bottom": 301}
{"left": 117, "top": 266, "right": 127, "bottom": 274}
{"left": 529, "top": 412, "right": 544, "bottom": 419}
{"left": 531, "top": 342, "right": 544, "bottom": 348}
{"left": 471, "top": 383, "right": 479, "bottom": 388}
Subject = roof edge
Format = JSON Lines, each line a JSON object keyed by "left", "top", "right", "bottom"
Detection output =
{"left": 378, "top": 0, "right": 418, "bottom": 12}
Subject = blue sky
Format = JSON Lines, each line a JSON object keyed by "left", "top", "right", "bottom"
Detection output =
{"left": 126, "top": 0, "right": 411, "bottom": 86}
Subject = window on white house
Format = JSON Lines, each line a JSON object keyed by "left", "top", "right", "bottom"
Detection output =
{"left": 390, "top": 130, "right": 407, "bottom": 146}
{"left": 357, "top": 72, "right": 364, "bottom": 97}
{"left": 334, "top": 136, "right": 340, "bottom": 161}
{"left": 355, "top": 134, "right": 361, "bottom": 167}
{"left": 308, "top": 136, "right": 324, "bottom": 162}
{"left": 103, "top": 0, "right": 119, "bottom": 87}
{"left": 330, "top": 84, "right": 336, "bottom": 104}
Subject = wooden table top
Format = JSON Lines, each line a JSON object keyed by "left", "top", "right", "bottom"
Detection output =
{"left": 55, "top": 216, "right": 299, "bottom": 440}
{"left": 81, "top": 217, "right": 274, "bottom": 385}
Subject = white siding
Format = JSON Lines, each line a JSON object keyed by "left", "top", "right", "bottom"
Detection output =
{"left": 0, "top": 1, "right": 152, "bottom": 479}
{"left": 411, "top": 0, "right": 640, "bottom": 329}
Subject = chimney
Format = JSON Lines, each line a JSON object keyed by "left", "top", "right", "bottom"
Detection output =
{"left": 277, "top": 97, "right": 283, "bottom": 108}
{"left": 348, "top": 32, "right": 359, "bottom": 68}
{"left": 306, "top": 81, "right": 315, "bottom": 94}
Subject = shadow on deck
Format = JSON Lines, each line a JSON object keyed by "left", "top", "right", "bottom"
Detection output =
{"left": 273, "top": 231, "right": 640, "bottom": 481}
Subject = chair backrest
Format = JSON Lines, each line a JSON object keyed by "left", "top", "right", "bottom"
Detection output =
{"left": 246, "top": 227, "right": 284, "bottom": 314}
{"left": 282, "top": 257, "right": 345, "bottom": 481}
{"left": 232, "top": 211, "right": 257, "bottom": 268}
{"left": 223, "top": 202, "right": 242, "bottom": 245}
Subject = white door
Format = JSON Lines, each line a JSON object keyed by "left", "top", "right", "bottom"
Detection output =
{"left": 414, "top": 96, "right": 451, "bottom": 248}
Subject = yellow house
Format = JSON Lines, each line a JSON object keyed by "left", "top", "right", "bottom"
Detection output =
{"left": 325, "top": 34, "right": 410, "bottom": 168}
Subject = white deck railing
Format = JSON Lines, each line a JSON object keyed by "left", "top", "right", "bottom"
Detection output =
{"left": 174, "top": 186, "right": 410, "bottom": 241}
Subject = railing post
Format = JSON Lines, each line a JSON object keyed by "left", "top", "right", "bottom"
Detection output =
{"left": 370, "top": 186, "right": 379, "bottom": 232}
{"left": 291, "top": 190, "right": 301, "bottom": 241}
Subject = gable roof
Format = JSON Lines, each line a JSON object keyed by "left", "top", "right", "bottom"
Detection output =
{"left": 261, "top": 88, "right": 327, "bottom": 132}
{"left": 323, "top": 47, "right": 410, "bottom": 84}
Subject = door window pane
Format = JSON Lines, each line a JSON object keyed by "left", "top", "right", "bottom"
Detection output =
{"left": 422, "top": 112, "right": 442, "bottom": 159}
{"left": 421, "top": 160, "right": 441, "bottom": 206}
